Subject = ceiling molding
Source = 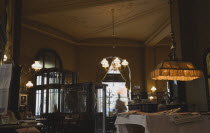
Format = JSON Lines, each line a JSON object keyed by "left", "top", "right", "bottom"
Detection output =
{"left": 23, "top": 0, "right": 138, "bottom": 16}
{"left": 79, "top": 37, "right": 144, "bottom": 47}
{"left": 22, "top": 18, "right": 143, "bottom": 47}
{"left": 144, "top": 17, "right": 171, "bottom": 46}
{"left": 22, "top": 18, "right": 78, "bottom": 45}
{"left": 90, "top": 3, "right": 168, "bottom": 34}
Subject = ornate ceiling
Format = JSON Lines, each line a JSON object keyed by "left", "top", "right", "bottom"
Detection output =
{"left": 22, "top": 0, "right": 170, "bottom": 47}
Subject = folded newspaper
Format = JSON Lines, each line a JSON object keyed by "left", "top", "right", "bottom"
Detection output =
{"left": 170, "top": 114, "right": 203, "bottom": 124}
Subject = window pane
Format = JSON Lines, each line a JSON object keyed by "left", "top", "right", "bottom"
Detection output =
{"left": 102, "top": 82, "right": 128, "bottom": 116}
{"left": 45, "top": 52, "right": 55, "bottom": 68}
{"left": 35, "top": 90, "right": 41, "bottom": 115}
{"left": 49, "top": 72, "right": 60, "bottom": 84}
{"left": 78, "top": 91, "right": 87, "bottom": 113}
{"left": 36, "top": 76, "right": 42, "bottom": 85}
{"left": 43, "top": 73, "right": 47, "bottom": 85}
{"left": 48, "top": 89, "right": 59, "bottom": 113}
{"left": 60, "top": 89, "right": 64, "bottom": 112}
{"left": 206, "top": 53, "right": 210, "bottom": 75}
{"left": 97, "top": 89, "right": 103, "bottom": 112}
{"left": 43, "top": 89, "right": 47, "bottom": 113}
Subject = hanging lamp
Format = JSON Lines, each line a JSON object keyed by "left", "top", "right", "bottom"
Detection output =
{"left": 151, "top": 0, "right": 203, "bottom": 81}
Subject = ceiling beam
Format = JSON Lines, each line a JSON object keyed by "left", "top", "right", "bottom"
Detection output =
{"left": 23, "top": 0, "right": 138, "bottom": 16}
{"left": 144, "top": 17, "right": 171, "bottom": 46}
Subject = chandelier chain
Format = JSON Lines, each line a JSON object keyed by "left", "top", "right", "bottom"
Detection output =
{"left": 168, "top": 0, "right": 176, "bottom": 60}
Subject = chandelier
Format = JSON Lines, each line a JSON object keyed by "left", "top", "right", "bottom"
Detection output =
{"left": 151, "top": 0, "right": 203, "bottom": 81}
{"left": 101, "top": 56, "right": 131, "bottom": 100}
{"left": 101, "top": 57, "right": 129, "bottom": 70}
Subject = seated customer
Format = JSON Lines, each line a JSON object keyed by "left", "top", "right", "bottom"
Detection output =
{"left": 19, "top": 105, "right": 33, "bottom": 120}
{"left": 115, "top": 94, "right": 127, "bottom": 113}
{"left": 158, "top": 100, "right": 167, "bottom": 111}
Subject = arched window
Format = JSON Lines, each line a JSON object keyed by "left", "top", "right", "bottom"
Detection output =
{"left": 35, "top": 49, "right": 62, "bottom": 69}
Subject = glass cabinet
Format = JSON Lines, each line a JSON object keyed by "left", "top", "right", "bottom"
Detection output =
{"left": 34, "top": 68, "right": 77, "bottom": 115}
{"left": 63, "top": 83, "right": 107, "bottom": 133}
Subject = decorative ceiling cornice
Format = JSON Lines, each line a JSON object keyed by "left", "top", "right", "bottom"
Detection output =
{"left": 22, "top": 18, "right": 144, "bottom": 47}
{"left": 22, "top": 18, "right": 78, "bottom": 44}
{"left": 78, "top": 37, "right": 144, "bottom": 47}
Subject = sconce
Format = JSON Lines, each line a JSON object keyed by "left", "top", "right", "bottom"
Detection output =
{"left": 26, "top": 81, "right": 33, "bottom": 88}
{"left": 31, "top": 61, "right": 42, "bottom": 71}
{"left": 3, "top": 55, "right": 7, "bottom": 62}
{"left": 151, "top": 86, "right": 157, "bottom": 93}
{"left": 22, "top": 61, "right": 42, "bottom": 89}
{"left": 149, "top": 96, "right": 154, "bottom": 101}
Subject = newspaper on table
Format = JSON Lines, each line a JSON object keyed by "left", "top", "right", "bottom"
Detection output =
{"left": 0, "top": 64, "right": 12, "bottom": 114}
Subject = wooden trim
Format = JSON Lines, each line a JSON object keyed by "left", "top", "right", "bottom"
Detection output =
{"left": 203, "top": 47, "right": 210, "bottom": 110}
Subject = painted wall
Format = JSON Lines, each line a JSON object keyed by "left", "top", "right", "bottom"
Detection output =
{"left": 19, "top": 27, "right": 170, "bottom": 100}
{"left": 20, "top": 27, "right": 77, "bottom": 88}
{"left": 77, "top": 46, "right": 145, "bottom": 90}
{"left": 145, "top": 46, "right": 170, "bottom": 92}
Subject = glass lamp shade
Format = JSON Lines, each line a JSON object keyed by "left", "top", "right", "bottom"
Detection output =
{"left": 3, "top": 55, "right": 7, "bottom": 61}
{"left": 101, "top": 58, "right": 108, "bottom": 65}
{"left": 102, "top": 63, "right": 109, "bottom": 68}
{"left": 149, "top": 96, "right": 154, "bottom": 100}
{"left": 151, "top": 86, "right": 157, "bottom": 92}
{"left": 101, "top": 58, "right": 109, "bottom": 68}
{"left": 122, "top": 59, "right": 129, "bottom": 66}
{"left": 151, "top": 60, "right": 203, "bottom": 81}
{"left": 26, "top": 81, "right": 33, "bottom": 88}
{"left": 115, "top": 63, "right": 121, "bottom": 68}
{"left": 113, "top": 57, "right": 121, "bottom": 64}
{"left": 31, "top": 61, "right": 42, "bottom": 71}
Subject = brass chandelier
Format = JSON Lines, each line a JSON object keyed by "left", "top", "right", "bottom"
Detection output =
{"left": 151, "top": 0, "right": 203, "bottom": 81}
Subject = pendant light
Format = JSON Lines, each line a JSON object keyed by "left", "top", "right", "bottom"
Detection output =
{"left": 151, "top": 0, "right": 203, "bottom": 81}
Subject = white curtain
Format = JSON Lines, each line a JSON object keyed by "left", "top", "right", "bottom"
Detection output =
{"left": 0, "top": 64, "right": 12, "bottom": 114}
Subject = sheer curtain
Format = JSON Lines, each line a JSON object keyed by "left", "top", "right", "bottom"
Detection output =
{"left": 0, "top": 64, "right": 12, "bottom": 114}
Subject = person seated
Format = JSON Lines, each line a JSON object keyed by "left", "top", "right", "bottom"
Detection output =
{"left": 158, "top": 100, "right": 167, "bottom": 112}
{"left": 115, "top": 94, "right": 127, "bottom": 113}
{"left": 19, "top": 105, "right": 33, "bottom": 120}
{"left": 0, "top": 110, "right": 18, "bottom": 124}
